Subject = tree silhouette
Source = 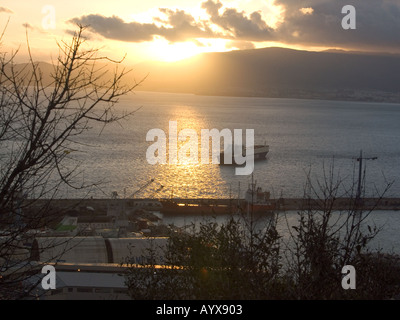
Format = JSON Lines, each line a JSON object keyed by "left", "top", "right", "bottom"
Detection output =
{"left": 0, "top": 25, "right": 142, "bottom": 299}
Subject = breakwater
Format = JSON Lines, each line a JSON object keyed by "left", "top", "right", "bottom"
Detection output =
{"left": 25, "top": 197, "right": 400, "bottom": 216}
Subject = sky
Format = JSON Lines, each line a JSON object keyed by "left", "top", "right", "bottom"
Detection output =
{"left": 1, "top": 0, "right": 400, "bottom": 64}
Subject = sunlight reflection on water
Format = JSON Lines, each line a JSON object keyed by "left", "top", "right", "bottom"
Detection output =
{"left": 58, "top": 91, "right": 400, "bottom": 200}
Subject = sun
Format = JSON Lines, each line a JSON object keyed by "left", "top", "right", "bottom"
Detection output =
{"left": 146, "top": 38, "right": 228, "bottom": 62}
{"left": 160, "top": 42, "right": 203, "bottom": 62}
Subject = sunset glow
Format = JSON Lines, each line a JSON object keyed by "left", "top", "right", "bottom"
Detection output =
{"left": 146, "top": 38, "right": 228, "bottom": 62}
{"left": 2, "top": 0, "right": 398, "bottom": 65}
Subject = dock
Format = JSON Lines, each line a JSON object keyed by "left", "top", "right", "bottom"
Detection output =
{"left": 23, "top": 197, "right": 400, "bottom": 217}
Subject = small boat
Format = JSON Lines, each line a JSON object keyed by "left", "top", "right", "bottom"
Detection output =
{"left": 219, "top": 143, "right": 269, "bottom": 165}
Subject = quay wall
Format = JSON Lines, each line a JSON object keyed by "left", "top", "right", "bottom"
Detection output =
{"left": 24, "top": 197, "right": 400, "bottom": 214}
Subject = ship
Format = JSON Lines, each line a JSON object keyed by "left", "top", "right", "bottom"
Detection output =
{"left": 219, "top": 143, "right": 269, "bottom": 165}
{"left": 244, "top": 184, "right": 275, "bottom": 214}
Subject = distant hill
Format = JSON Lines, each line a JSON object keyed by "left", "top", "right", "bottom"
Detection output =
{"left": 7, "top": 47, "right": 400, "bottom": 103}
{"left": 132, "top": 47, "right": 400, "bottom": 103}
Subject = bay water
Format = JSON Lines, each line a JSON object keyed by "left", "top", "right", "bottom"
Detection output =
{"left": 71, "top": 91, "right": 400, "bottom": 253}
{"left": 74, "top": 91, "right": 400, "bottom": 200}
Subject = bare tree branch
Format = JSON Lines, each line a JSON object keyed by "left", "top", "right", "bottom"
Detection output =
{"left": 0, "top": 25, "right": 143, "bottom": 299}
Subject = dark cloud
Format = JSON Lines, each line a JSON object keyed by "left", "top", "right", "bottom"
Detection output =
{"left": 202, "top": 0, "right": 275, "bottom": 40}
{"left": 69, "top": 14, "right": 159, "bottom": 42}
{"left": 201, "top": 0, "right": 223, "bottom": 18}
{"left": 275, "top": 0, "right": 400, "bottom": 51}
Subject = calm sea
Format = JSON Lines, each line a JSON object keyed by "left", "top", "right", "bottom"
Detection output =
{"left": 61, "top": 91, "right": 400, "bottom": 253}
{"left": 72, "top": 91, "right": 400, "bottom": 200}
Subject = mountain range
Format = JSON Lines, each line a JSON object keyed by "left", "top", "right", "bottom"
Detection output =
{"left": 8, "top": 47, "right": 400, "bottom": 103}
{"left": 133, "top": 47, "right": 400, "bottom": 103}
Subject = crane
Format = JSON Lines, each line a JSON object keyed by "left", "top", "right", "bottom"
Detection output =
{"left": 129, "top": 179, "right": 155, "bottom": 198}
{"left": 149, "top": 184, "right": 165, "bottom": 199}
{"left": 353, "top": 150, "right": 377, "bottom": 200}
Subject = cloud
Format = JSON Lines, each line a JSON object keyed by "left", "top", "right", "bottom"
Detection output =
{"left": 225, "top": 40, "right": 256, "bottom": 50}
{"left": 68, "top": 0, "right": 400, "bottom": 52}
{"left": 69, "top": 6, "right": 226, "bottom": 43}
{"left": 201, "top": 0, "right": 223, "bottom": 18}
{"left": 299, "top": 8, "right": 314, "bottom": 15}
{"left": 69, "top": 1, "right": 275, "bottom": 43}
{"left": 69, "top": 14, "right": 159, "bottom": 42}
{"left": 0, "top": 7, "right": 13, "bottom": 14}
{"left": 22, "top": 23, "right": 45, "bottom": 33}
{"left": 69, "top": 9, "right": 220, "bottom": 43}
{"left": 155, "top": 8, "right": 219, "bottom": 42}
{"left": 201, "top": 0, "right": 275, "bottom": 40}
{"left": 275, "top": 0, "right": 400, "bottom": 51}
{"left": 64, "top": 28, "right": 94, "bottom": 40}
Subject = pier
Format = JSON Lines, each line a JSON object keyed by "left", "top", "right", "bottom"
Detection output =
{"left": 24, "top": 197, "right": 400, "bottom": 217}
